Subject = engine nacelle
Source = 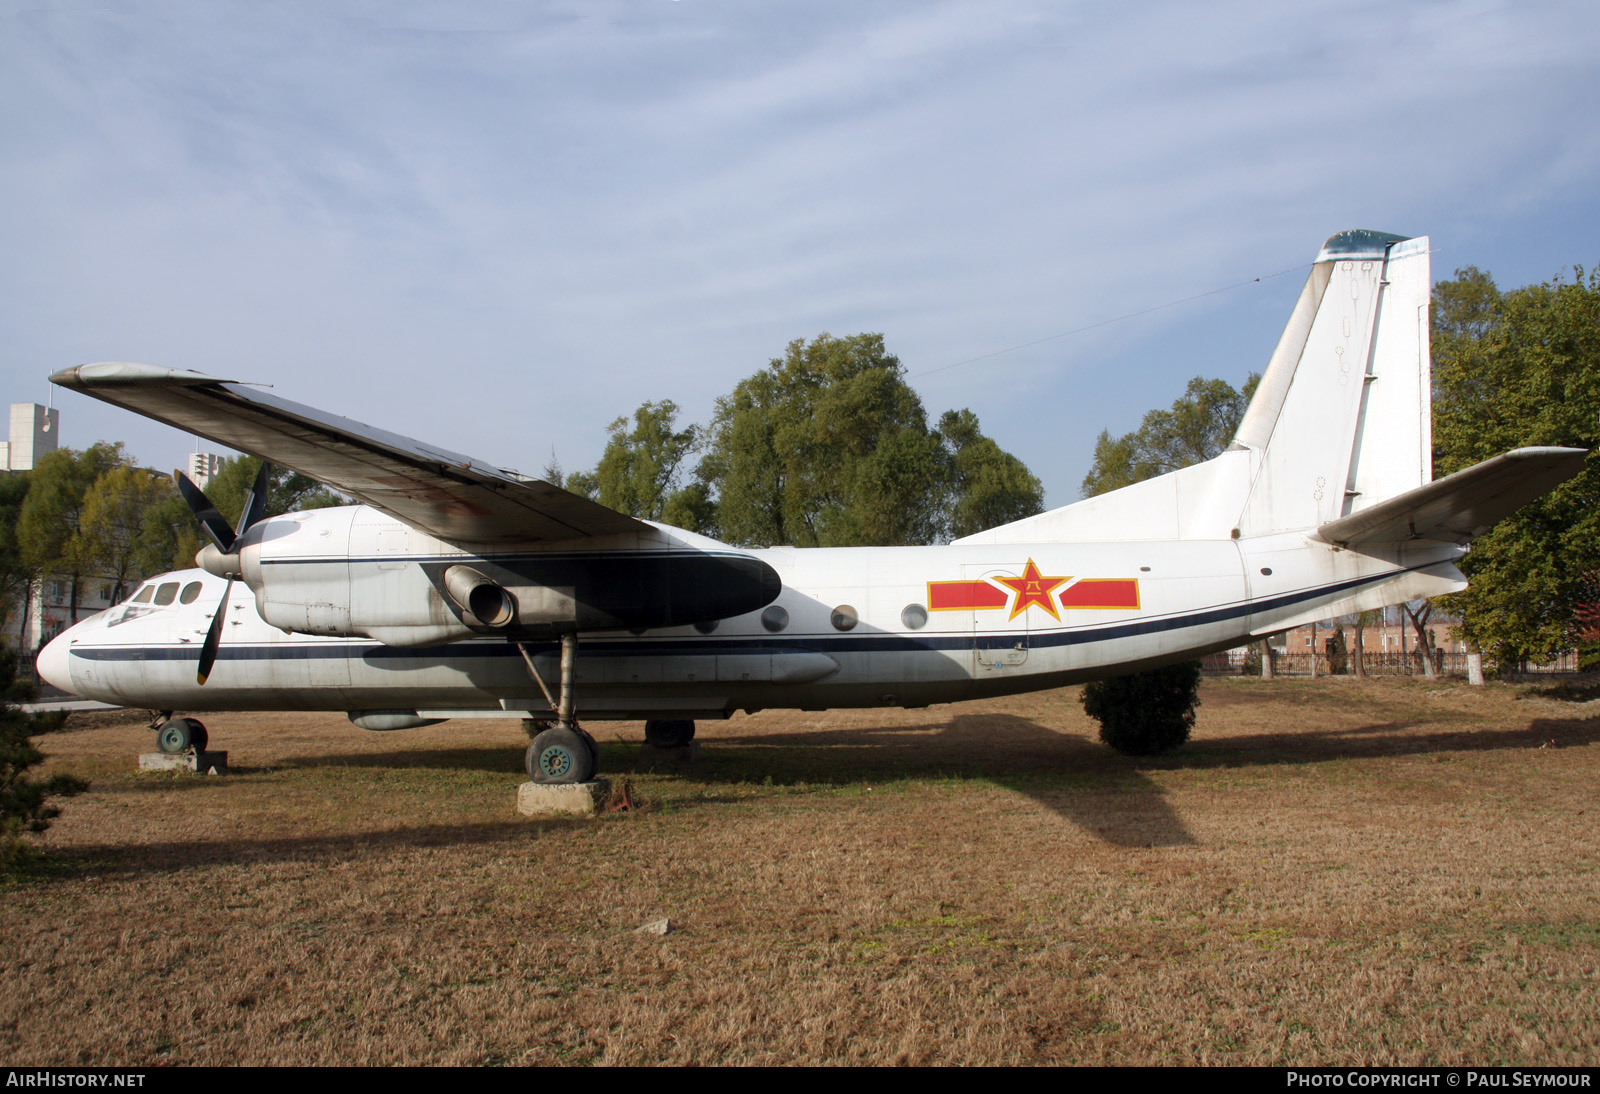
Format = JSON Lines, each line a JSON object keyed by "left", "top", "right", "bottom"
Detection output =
{"left": 235, "top": 505, "right": 782, "bottom": 647}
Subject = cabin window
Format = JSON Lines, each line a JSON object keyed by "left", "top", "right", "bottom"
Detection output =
{"left": 131, "top": 586, "right": 154, "bottom": 604}
{"left": 760, "top": 605, "right": 789, "bottom": 633}
{"left": 153, "top": 582, "right": 179, "bottom": 606}
{"left": 830, "top": 605, "right": 858, "bottom": 631}
{"left": 179, "top": 582, "right": 203, "bottom": 604}
{"left": 901, "top": 604, "right": 928, "bottom": 630}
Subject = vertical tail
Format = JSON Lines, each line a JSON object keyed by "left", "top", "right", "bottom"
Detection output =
{"left": 1232, "top": 230, "right": 1432, "bottom": 537}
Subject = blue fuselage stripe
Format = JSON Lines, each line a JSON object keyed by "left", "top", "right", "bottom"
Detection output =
{"left": 71, "top": 568, "right": 1405, "bottom": 665}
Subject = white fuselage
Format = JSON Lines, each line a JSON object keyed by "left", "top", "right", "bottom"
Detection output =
{"left": 39, "top": 504, "right": 1467, "bottom": 725}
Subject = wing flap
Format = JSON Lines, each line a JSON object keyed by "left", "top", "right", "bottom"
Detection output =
{"left": 1311, "top": 447, "right": 1587, "bottom": 548}
{"left": 52, "top": 362, "right": 647, "bottom": 545}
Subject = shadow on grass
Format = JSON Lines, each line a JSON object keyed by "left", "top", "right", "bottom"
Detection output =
{"left": 150, "top": 706, "right": 1600, "bottom": 855}
{"left": 38, "top": 816, "right": 587, "bottom": 880}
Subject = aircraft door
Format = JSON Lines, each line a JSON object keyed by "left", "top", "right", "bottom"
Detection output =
{"left": 966, "top": 565, "right": 1028, "bottom": 676}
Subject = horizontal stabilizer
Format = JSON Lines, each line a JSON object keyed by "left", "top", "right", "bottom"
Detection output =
{"left": 1310, "top": 447, "right": 1586, "bottom": 548}
{"left": 51, "top": 362, "right": 648, "bottom": 546}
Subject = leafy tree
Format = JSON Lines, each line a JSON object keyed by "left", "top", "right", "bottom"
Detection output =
{"left": 0, "top": 472, "right": 32, "bottom": 635}
{"left": 1431, "top": 265, "right": 1600, "bottom": 666}
{"left": 593, "top": 401, "right": 702, "bottom": 522}
{"left": 79, "top": 466, "right": 184, "bottom": 602}
{"left": 203, "top": 457, "right": 345, "bottom": 525}
{"left": 1080, "top": 661, "right": 1201, "bottom": 755}
{"left": 698, "top": 333, "right": 949, "bottom": 547}
{"left": 1081, "top": 374, "right": 1259, "bottom": 498}
{"left": 17, "top": 443, "right": 127, "bottom": 626}
{"left": 937, "top": 409, "right": 1045, "bottom": 539}
{"left": 1, "top": 644, "right": 82, "bottom": 870}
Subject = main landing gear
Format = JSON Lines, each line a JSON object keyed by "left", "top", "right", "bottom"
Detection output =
{"left": 643, "top": 719, "right": 696, "bottom": 748}
{"left": 515, "top": 634, "right": 600, "bottom": 785}
{"left": 153, "top": 713, "right": 209, "bottom": 754}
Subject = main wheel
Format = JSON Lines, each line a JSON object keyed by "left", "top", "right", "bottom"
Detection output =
{"left": 156, "top": 718, "right": 199, "bottom": 754}
{"left": 576, "top": 726, "right": 601, "bottom": 775}
{"left": 187, "top": 720, "right": 209, "bottom": 752}
{"left": 526, "top": 726, "right": 596, "bottom": 784}
{"left": 644, "top": 719, "right": 695, "bottom": 748}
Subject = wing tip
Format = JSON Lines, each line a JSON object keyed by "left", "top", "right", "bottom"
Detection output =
{"left": 51, "top": 362, "right": 233, "bottom": 389}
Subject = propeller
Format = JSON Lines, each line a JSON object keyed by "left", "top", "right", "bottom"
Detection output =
{"left": 174, "top": 461, "right": 270, "bottom": 684}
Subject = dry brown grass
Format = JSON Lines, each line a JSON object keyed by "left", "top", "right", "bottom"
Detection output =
{"left": 4, "top": 677, "right": 1599, "bottom": 1065}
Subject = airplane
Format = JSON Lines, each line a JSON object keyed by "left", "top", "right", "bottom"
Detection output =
{"left": 37, "top": 229, "right": 1587, "bottom": 783}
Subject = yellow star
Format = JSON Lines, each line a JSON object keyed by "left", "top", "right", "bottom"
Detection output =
{"left": 997, "top": 559, "right": 1069, "bottom": 621}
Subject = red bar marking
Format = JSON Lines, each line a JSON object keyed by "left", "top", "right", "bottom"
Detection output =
{"left": 1058, "top": 579, "right": 1140, "bottom": 610}
{"left": 928, "top": 580, "right": 1009, "bottom": 611}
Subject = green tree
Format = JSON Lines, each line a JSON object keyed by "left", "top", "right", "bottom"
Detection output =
{"left": 937, "top": 409, "right": 1045, "bottom": 539}
{"left": 593, "top": 401, "right": 702, "bottom": 522}
{"left": 1431, "top": 265, "right": 1600, "bottom": 666}
{"left": 17, "top": 443, "right": 127, "bottom": 626}
{"left": 203, "top": 457, "right": 345, "bottom": 524}
{"left": 1080, "top": 374, "right": 1260, "bottom": 498}
{"left": 0, "top": 472, "right": 33, "bottom": 635}
{"left": 79, "top": 466, "right": 184, "bottom": 603}
{"left": 698, "top": 333, "right": 949, "bottom": 547}
{"left": 1, "top": 644, "right": 82, "bottom": 870}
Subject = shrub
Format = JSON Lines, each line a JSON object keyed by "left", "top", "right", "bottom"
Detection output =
{"left": 1, "top": 646, "right": 84, "bottom": 869}
{"left": 1080, "top": 661, "right": 1202, "bottom": 755}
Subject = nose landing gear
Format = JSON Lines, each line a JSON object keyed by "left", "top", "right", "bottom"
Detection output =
{"left": 154, "top": 714, "right": 209, "bottom": 754}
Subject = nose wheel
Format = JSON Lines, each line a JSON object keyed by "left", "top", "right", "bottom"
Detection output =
{"left": 155, "top": 716, "right": 209, "bottom": 754}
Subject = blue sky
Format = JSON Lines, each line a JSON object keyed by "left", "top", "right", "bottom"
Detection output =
{"left": 4, "top": 0, "right": 1598, "bottom": 511}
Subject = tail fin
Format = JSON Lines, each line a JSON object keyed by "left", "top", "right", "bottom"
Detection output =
{"left": 956, "top": 229, "right": 1436, "bottom": 546}
{"left": 1232, "top": 230, "right": 1432, "bottom": 537}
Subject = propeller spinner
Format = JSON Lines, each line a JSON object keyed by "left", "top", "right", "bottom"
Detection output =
{"left": 174, "top": 462, "right": 270, "bottom": 684}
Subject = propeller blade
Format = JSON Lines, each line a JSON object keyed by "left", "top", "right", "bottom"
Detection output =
{"left": 236, "top": 461, "right": 270, "bottom": 538}
{"left": 174, "top": 470, "right": 236, "bottom": 554}
{"left": 197, "top": 576, "right": 233, "bottom": 685}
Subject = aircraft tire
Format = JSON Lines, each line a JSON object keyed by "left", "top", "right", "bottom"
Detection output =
{"left": 187, "top": 720, "right": 209, "bottom": 752}
{"left": 644, "top": 719, "right": 695, "bottom": 748}
{"left": 156, "top": 717, "right": 200, "bottom": 754}
{"left": 527, "top": 726, "right": 596, "bottom": 784}
{"left": 576, "top": 726, "right": 601, "bottom": 775}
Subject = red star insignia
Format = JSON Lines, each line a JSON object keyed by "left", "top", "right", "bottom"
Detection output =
{"left": 996, "top": 559, "right": 1069, "bottom": 621}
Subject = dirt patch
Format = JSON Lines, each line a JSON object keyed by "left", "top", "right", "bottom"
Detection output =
{"left": 6, "top": 678, "right": 1598, "bottom": 1065}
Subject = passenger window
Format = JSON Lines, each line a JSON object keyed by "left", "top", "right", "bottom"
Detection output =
{"left": 179, "top": 582, "right": 203, "bottom": 605}
{"left": 153, "top": 582, "right": 180, "bottom": 606}
{"left": 132, "top": 586, "right": 154, "bottom": 604}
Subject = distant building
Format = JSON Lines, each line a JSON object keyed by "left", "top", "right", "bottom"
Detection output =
{"left": 187, "top": 451, "right": 223, "bottom": 488}
{"left": 0, "top": 403, "right": 60, "bottom": 471}
{"left": 23, "top": 579, "right": 117, "bottom": 652}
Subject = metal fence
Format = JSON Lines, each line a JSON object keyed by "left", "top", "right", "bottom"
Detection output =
{"left": 1201, "top": 648, "right": 1579, "bottom": 678}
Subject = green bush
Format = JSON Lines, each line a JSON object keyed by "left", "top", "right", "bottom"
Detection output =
{"left": 1, "top": 646, "right": 83, "bottom": 870}
{"left": 1080, "top": 661, "right": 1202, "bottom": 756}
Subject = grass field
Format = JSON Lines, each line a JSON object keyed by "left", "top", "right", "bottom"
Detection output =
{"left": 4, "top": 677, "right": 1599, "bottom": 1066}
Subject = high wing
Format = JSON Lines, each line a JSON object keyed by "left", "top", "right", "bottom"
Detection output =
{"left": 51, "top": 362, "right": 648, "bottom": 546}
{"left": 1311, "top": 446, "right": 1587, "bottom": 549}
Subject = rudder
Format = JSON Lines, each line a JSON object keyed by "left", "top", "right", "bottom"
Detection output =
{"left": 1232, "top": 230, "right": 1432, "bottom": 537}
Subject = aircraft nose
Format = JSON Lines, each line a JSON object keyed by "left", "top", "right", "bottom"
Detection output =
{"left": 35, "top": 632, "right": 74, "bottom": 694}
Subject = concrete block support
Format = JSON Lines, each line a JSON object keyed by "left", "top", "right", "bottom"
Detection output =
{"left": 139, "top": 751, "right": 228, "bottom": 774}
{"left": 516, "top": 778, "right": 610, "bottom": 817}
